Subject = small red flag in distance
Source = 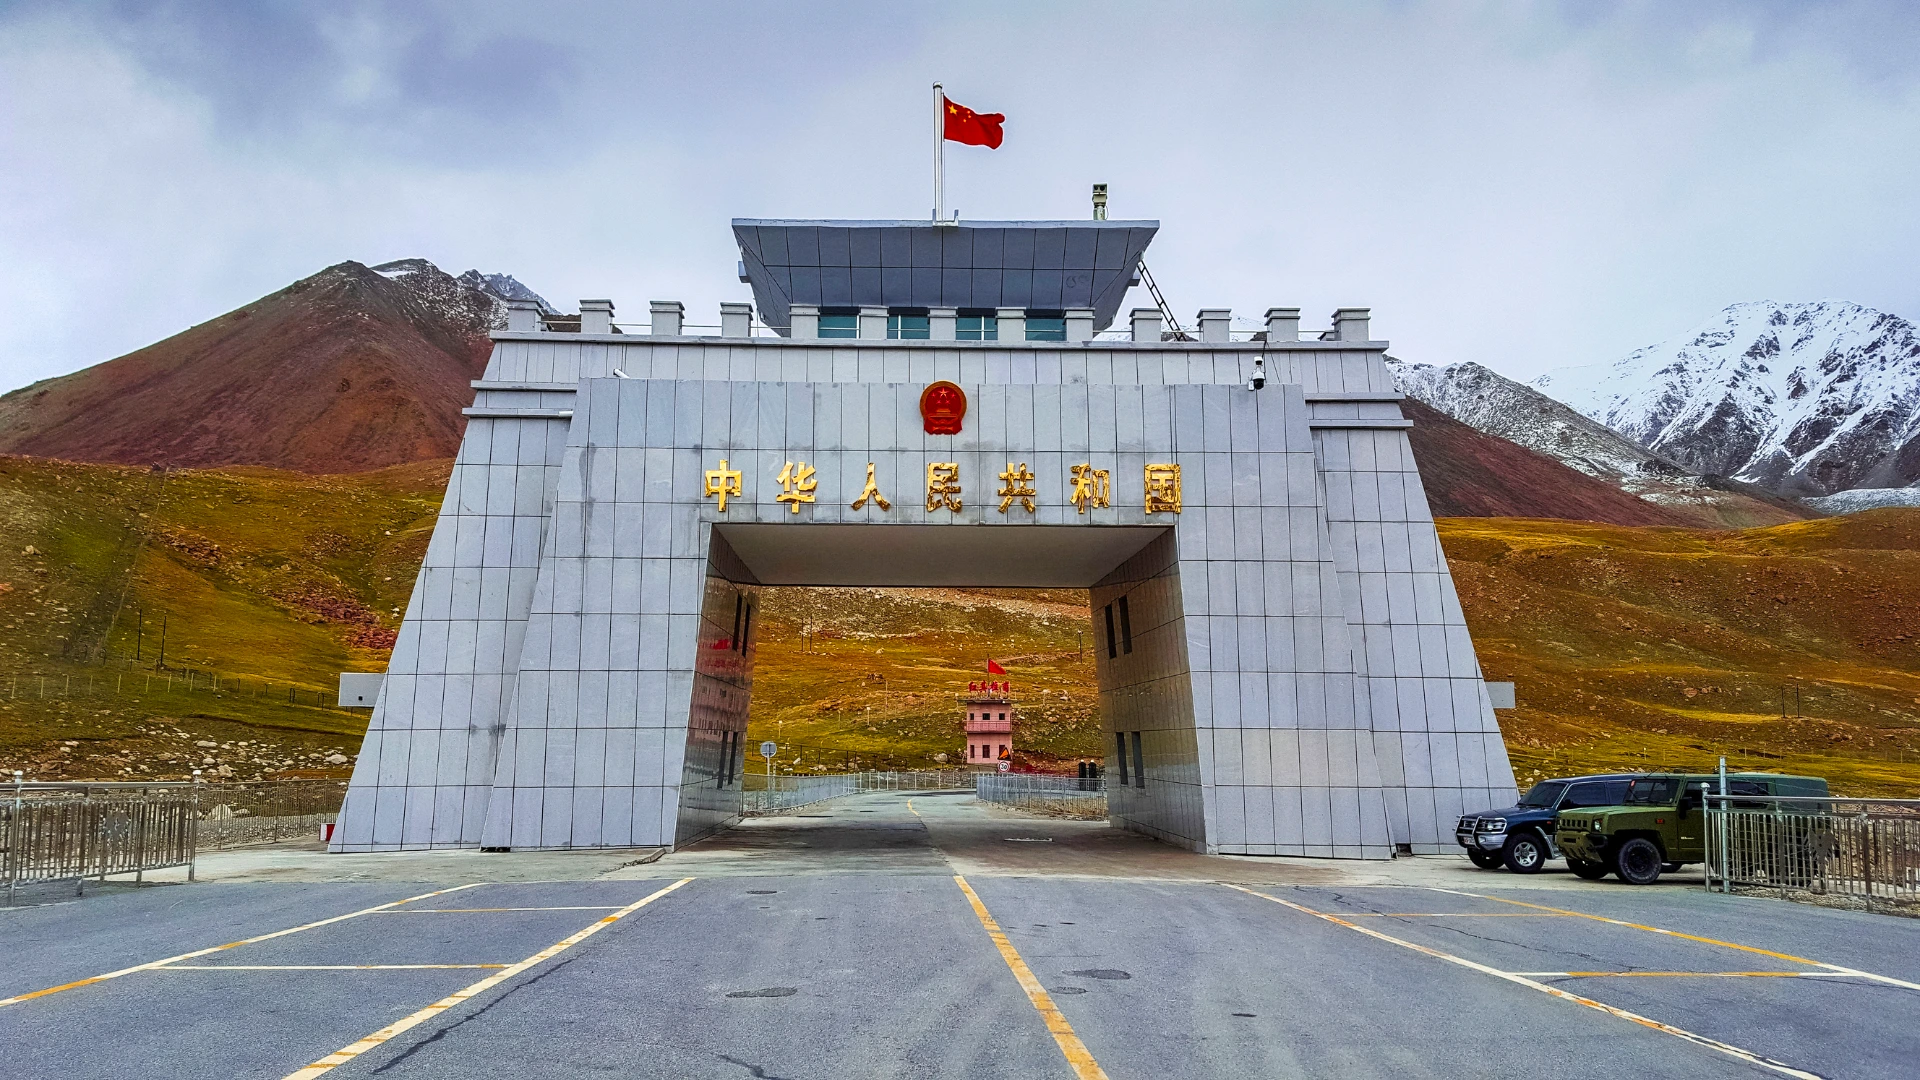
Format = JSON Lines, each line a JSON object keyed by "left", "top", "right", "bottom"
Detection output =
{"left": 986, "top": 659, "right": 1006, "bottom": 675}
{"left": 943, "top": 98, "right": 1004, "bottom": 149}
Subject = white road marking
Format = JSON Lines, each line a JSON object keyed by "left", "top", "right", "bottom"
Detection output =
{"left": 0, "top": 883, "right": 490, "bottom": 1008}
{"left": 280, "top": 878, "right": 694, "bottom": 1079}
{"left": 1224, "top": 884, "right": 1824, "bottom": 1080}
{"left": 158, "top": 964, "right": 508, "bottom": 971}
{"left": 1418, "top": 886, "right": 1920, "bottom": 994}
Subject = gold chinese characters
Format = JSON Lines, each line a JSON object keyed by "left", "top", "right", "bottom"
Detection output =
{"left": 703, "top": 459, "right": 743, "bottom": 511}
{"left": 996, "top": 463, "right": 1036, "bottom": 513}
{"left": 775, "top": 461, "right": 818, "bottom": 513}
{"left": 850, "top": 462, "right": 891, "bottom": 510}
{"left": 698, "top": 458, "right": 1186, "bottom": 515}
{"left": 926, "top": 462, "right": 963, "bottom": 512}
{"left": 1069, "top": 463, "right": 1111, "bottom": 513}
{"left": 1143, "top": 463, "right": 1182, "bottom": 514}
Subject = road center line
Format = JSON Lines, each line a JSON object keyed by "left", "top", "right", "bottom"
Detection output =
{"left": 1424, "top": 888, "right": 1920, "bottom": 992}
{"left": 1222, "top": 884, "right": 1823, "bottom": 1080}
{"left": 953, "top": 875, "right": 1109, "bottom": 1080}
{"left": 158, "top": 964, "right": 509, "bottom": 971}
{"left": 0, "top": 882, "right": 491, "bottom": 1009}
{"left": 280, "top": 877, "right": 694, "bottom": 1079}
{"left": 1345, "top": 912, "right": 1571, "bottom": 918}
{"left": 1511, "top": 971, "right": 1870, "bottom": 979}
{"left": 368, "top": 899, "right": 622, "bottom": 907}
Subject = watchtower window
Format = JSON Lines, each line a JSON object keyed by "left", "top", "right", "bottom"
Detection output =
{"left": 819, "top": 309, "right": 859, "bottom": 338}
{"left": 1025, "top": 311, "right": 1067, "bottom": 341}
{"left": 887, "top": 311, "right": 929, "bottom": 340}
{"left": 957, "top": 310, "right": 998, "bottom": 341}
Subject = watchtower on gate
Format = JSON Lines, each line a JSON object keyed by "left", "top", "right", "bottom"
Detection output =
{"left": 964, "top": 681, "right": 1014, "bottom": 766}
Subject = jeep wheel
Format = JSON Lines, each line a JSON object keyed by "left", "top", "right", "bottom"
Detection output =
{"left": 1568, "top": 857, "right": 1609, "bottom": 880}
{"left": 1503, "top": 832, "right": 1551, "bottom": 874}
{"left": 1614, "top": 838, "right": 1664, "bottom": 885}
{"left": 1467, "top": 849, "right": 1504, "bottom": 870}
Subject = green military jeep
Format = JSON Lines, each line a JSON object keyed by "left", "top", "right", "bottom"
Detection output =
{"left": 1554, "top": 772, "right": 1829, "bottom": 884}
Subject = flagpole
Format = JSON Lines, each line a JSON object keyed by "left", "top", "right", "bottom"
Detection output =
{"left": 932, "top": 82, "right": 944, "bottom": 223}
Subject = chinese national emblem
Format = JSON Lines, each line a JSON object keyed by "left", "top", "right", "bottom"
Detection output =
{"left": 920, "top": 381, "right": 967, "bottom": 435}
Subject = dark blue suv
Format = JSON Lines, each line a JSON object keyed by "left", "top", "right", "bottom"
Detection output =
{"left": 1456, "top": 773, "right": 1639, "bottom": 873}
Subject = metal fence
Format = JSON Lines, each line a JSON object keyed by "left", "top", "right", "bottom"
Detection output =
{"left": 739, "top": 769, "right": 973, "bottom": 815}
{"left": 4, "top": 782, "right": 198, "bottom": 901}
{"left": 197, "top": 780, "right": 348, "bottom": 849}
{"left": 3, "top": 778, "right": 351, "bottom": 901}
{"left": 1707, "top": 796, "right": 1920, "bottom": 911}
{"left": 975, "top": 773, "right": 1108, "bottom": 819}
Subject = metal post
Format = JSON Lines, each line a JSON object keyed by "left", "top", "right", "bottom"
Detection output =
{"left": 187, "top": 770, "right": 202, "bottom": 882}
{"left": 1717, "top": 755, "right": 1729, "bottom": 894}
{"left": 7, "top": 770, "right": 21, "bottom": 906}
{"left": 932, "top": 83, "right": 949, "bottom": 223}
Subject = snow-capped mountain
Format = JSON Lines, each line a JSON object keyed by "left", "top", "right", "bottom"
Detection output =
{"left": 372, "top": 258, "right": 556, "bottom": 332}
{"left": 1534, "top": 302, "right": 1920, "bottom": 497}
{"left": 1388, "top": 358, "right": 1803, "bottom": 526}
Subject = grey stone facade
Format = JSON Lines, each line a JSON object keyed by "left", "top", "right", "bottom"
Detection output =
{"left": 331, "top": 321, "right": 1518, "bottom": 857}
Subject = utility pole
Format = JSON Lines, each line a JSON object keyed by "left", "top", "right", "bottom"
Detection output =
{"left": 156, "top": 612, "right": 167, "bottom": 670}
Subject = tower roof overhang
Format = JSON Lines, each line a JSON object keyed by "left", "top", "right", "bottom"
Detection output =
{"left": 732, "top": 218, "right": 1159, "bottom": 336}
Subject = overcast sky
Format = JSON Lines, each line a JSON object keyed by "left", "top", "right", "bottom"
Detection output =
{"left": 4, "top": 0, "right": 1918, "bottom": 394}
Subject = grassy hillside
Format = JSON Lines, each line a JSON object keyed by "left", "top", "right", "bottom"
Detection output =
{"left": 0, "top": 455, "right": 445, "bottom": 781}
{"left": 742, "top": 587, "right": 1099, "bottom": 773}
{"left": 1446, "top": 511, "right": 1920, "bottom": 796}
{"left": 4, "top": 453, "right": 1917, "bottom": 798}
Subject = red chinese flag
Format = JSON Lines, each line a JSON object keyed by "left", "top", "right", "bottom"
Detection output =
{"left": 986, "top": 659, "right": 1006, "bottom": 675}
{"left": 943, "top": 98, "right": 1004, "bottom": 149}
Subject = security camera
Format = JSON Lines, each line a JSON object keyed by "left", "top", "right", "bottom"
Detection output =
{"left": 1247, "top": 356, "right": 1266, "bottom": 391}
{"left": 612, "top": 368, "right": 631, "bottom": 379}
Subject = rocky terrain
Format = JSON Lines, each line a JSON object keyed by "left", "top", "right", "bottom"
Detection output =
{"left": 1535, "top": 300, "right": 1920, "bottom": 497}
{"left": 1392, "top": 358, "right": 1805, "bottom": 527}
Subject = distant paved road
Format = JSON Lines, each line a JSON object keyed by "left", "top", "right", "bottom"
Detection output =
{"left": 5, "top": 792, "right": 1917, "bottom": 1079}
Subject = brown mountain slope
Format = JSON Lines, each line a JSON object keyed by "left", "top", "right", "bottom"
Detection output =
{"left": 1401, "top": 397, "right": 1695, "bottom": 526}
{"left": 1447, "top": 510, "right": 1920, "bottom": 796}
{"left": 0, "top": 263, "right": 493, "bottom": 473}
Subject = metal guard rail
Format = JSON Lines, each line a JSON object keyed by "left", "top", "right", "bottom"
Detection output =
{"left": 1706, "top": 794, "right": 1920, "bottom": 909}
{"left": 5, "top": 784, "right": 199, "bottom": 901}
{"left": 739, "top": 769, "right": 974, "bottom": 816}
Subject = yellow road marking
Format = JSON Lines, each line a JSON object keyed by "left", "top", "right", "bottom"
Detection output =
{"left": 1346, "top": 912, "right": 1572, "bottom": 918}
{"left": 368, "top": 899, "right": 622, "bottom": 907}
{"left": 953, "top": 875, "right": 1108, "bottom": 1080}
{"left": 281, "top": 878, "right": 694, "bottom": 1079}
{"left": 1437, "top": 888, "right": 1920, "bottom": 992}
{"left": 1224, "top": 884, "right": 1821, "bottom": 1080}
{"left": 0, "top": 882, "right": 490, "bottom": 1009}
{"left": 158, "top": 965, "right": 509, "bottom": 971}
{"left": 1515, "top": 971, "right": 1868, "bottom": 979}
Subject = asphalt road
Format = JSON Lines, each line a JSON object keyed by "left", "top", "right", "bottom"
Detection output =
{"left": 4, "top": 792, "right": 1917, "bottom": 1079}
